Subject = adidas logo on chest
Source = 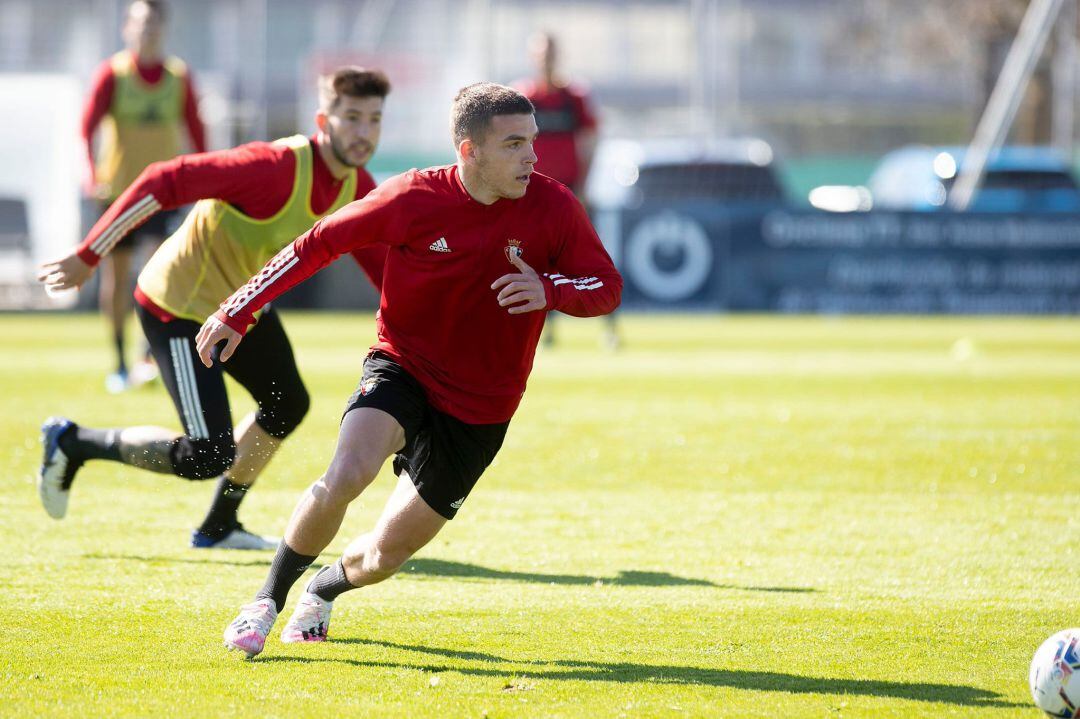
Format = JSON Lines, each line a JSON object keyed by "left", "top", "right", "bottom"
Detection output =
{"left": 429, "top": 237, "right": 451, "bottom": 253}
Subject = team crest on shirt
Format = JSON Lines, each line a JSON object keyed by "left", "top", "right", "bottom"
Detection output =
{"left": 504, "top": 238, "right": 523, "bottom": 263}
{"left": 359, "top": 378, "right": 378, "bottom": 396}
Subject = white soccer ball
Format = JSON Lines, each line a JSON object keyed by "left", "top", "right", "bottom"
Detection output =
{"left": 1031, "top": 629, "right": 1080, "bottom": 717}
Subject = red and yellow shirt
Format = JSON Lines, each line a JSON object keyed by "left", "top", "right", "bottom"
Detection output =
{"left": 81, "top": 50, "right": 207, "bottom": 200}
{"left": 76, "top": 135, "right": 386, "bottom": 322}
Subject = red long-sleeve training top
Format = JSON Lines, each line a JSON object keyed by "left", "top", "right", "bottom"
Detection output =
{"left": 216, "top": 165, "right": 622, "bottom": 423}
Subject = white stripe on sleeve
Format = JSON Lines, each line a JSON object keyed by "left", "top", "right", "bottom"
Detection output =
{"left": 224, "top": 251, "right": 300, "bottom": 318}
{"left": 551, "top": 275, "right": 603, "bottom": 291}
{"left": 90, "top": 195, "right": 162, "bottom": 255}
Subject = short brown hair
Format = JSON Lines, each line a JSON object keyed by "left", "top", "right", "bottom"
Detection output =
{"left": 318, "top": 67, "right": 391, "bottom": 112}
{"left": 450, "top": 82, "right": 535, "bottom": 145}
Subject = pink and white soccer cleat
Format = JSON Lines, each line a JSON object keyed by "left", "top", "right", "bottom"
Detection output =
{"left": 280, "top": 592, "right": 332, "bottom": 644}
{"left": 223, "top": 599, "right": 278, "bottom": 657}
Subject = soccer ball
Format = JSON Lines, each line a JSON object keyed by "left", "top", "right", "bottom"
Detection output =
{"left": 1031, "top": 629, "right": 1080, "bottom": 717}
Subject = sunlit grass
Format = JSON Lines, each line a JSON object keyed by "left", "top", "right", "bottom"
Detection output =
{"left": 1, "top": 312, "right": 1077, "bottom": 717}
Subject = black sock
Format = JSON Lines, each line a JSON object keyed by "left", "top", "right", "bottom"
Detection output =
{"left": 58, "top": 425, "right": 121, "bottom": 462}
{"left": 197, "top": 478, "right": 248, "bottom": 540}
{"left": 307, "top": 560, "right": 358, "bottom": 603}
{"left": 256, "top": 542, "right": 317, "bottom": 612}
{"left": 114, "top": 333, "right": 126, "bottom": 374}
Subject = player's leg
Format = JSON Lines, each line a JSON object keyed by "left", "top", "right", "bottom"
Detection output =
{"left": 222, "top": 405, "right": 404, "bottom": 656}
{"left": 603, "top": 309, "right": 620, "bottom": 350}
{"left": 99, "top": 246, "right": 134, "bottom": 392}
{"left": 280, "top": 402, "right": 508, "bottom": 645}
{"left": 542, "top": 313, "right": 557, "bottom": 347}
{"left": 187, "top": 412, "right": 281, "bottom": 549}
{"left": 127, "top": 215, "right": 171, "bottom": 388}
{"left": 191, "top": 309, "right": 307, "bottom": 549}
{"left": 223, "top": 351, "right": 424, "bottom": 655}
{"left": 273, "top": 406, "right": 405, "bottom": 589}
{"left": 187, "top": 414, "right": 281, "bottom": 544}
{"left": 37, "top": 306, "right": 236, "bottom": 519}
{"left": 225, "top": 414, "right": 282, "bottom": 488}
{"left": 340, "top": 472, "right": 448, "bottom": 583}
{"left": 280, "top": 473, "right": 445, "bottom": 643}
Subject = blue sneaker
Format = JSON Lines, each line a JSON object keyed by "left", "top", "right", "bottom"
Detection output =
{"left": 191, "top": 524, "right": 278, "bottom": 550}
{"left": 38, "top": 417, "right": 81, "bottom": 519}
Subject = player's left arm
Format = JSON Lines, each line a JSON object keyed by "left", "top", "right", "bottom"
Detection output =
{"left": 539, "top": 203, "right": 622, "bottom": 317}
{"left": 572, "top": 89, "right": 599, "bottom": 197}
{"left": 492, "top": 193, "right": 622, "bottom": 317}
{"left": 181, "top": 71, "right": 208, "bottom": 154}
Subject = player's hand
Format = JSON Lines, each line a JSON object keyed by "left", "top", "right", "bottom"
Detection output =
{"left": 491, "top": 252, "right": 547, "bottom": 315}
{"left": 37, "top": 252, "right": 94, "bottom": 291}
{"left": 81, "top": 180, "right": 109, "bottom": 201}
{"left": 80, "top": 168, "right": 109, "bottom": 201}
{"left": 196, "top": 316, "right": 242, "bottom": 367}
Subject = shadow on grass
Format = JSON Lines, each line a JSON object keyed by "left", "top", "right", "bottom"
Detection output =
{"left": 405, "top": 559, "right": 750, "bottom": 590}
{"left": 83, "top": 552, "right": 273, "bottom": 568}
{"left": 84, "top": 554, "right": 805, "bottom": 592}
{"left": 259, "top": 639, "right": 1021, "bottom": 708}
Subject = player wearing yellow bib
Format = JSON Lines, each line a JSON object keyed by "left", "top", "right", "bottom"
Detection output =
{"left": 38, "top": 67, "right": 391, "bottom": 550}
{"left": 81, "top": 0, "right": 207, "bottom": 392}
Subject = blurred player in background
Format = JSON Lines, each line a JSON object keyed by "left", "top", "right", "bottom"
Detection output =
{"left": 82, "top": 0, "right": 207, "bottom": 392}
{"left": 37, "top": 67, "right": 391, "bottom": 550}
{"left": 515, "top": 31, "right": 618, "bottom": 349}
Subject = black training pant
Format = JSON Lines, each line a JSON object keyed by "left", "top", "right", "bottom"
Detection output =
{"left": 137, "top": 304, "right": 310, "bottom": 479}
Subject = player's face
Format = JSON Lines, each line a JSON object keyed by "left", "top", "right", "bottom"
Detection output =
{"left": 323, "top": 95, "right": 384, "bottom": 168}
{"left": 122, "top": 2, "right": 164, "bottom": 54}
{"left": 473, "top": 114, "right": 538, "bottom": 200}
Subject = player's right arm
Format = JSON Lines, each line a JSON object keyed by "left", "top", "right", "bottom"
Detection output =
{"left": 79, "top": 60, "right": 115, "bottom": 199}
{"left": 196, "top": 172, "right": 415, "bottom": 367}
{"left": 38, "top": 143, "right": 290, "bottom": 292}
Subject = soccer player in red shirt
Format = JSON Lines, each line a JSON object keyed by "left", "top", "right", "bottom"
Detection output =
{"left": 515, "top": 32, "right": 597, "bottom": 198}
{"left": 515, "top": 31, "right": 619, "bottom": 348}
{"left": 37, "top": 67, "right": 391, "bottom": 551}
{"left": 82, "top": 0, "right": 208, "bottom": 392}
{"left": 196, "top": 83, "right": 622, "bottom": 656}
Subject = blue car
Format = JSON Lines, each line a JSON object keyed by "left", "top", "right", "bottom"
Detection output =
{"left": 868, "top": 145, "right": 1080, "bottom": 213}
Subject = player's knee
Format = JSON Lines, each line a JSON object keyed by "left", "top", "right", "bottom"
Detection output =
{"left": 171, "top": 436, "right": 237, "bottom": 480}
{"left": 256, "top": 386, "right": 310, "bottom": 438}
{"left": 321, "top": 458, "right": 380, "bottom": 502}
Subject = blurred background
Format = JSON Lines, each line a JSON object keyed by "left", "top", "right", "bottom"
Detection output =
{"left": 1, "top": 0, "right": 1079, "bottom": 314}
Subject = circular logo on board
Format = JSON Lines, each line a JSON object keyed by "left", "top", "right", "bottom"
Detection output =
{"left": 625, "top": 212, "right": 713, "bottom": 301}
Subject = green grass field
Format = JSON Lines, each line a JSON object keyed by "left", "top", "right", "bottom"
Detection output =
{"left": 1, "top": 313, "right": 1078, "bottom": 718}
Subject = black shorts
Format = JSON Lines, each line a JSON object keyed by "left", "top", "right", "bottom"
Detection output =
{"left": 137, "top": 304, "right": 308, "bottom": 444}
{"left": 343, "top": 351, "right": 508, "bottom": 520}
{"left": 99, "top": 201, "right": 175, "bottom": 252}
